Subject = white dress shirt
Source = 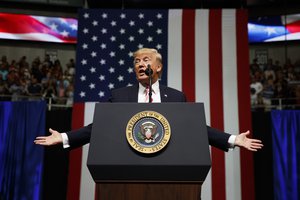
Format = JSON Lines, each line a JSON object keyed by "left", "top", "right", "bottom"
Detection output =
{"left": 138, "top": 81, "right": 161, "bottom": 103}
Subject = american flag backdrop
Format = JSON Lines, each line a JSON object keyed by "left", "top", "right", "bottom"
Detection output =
{"left": 0, "top": 13, "right": 77, "bottom": 43}
{"left": 70, "top": 9, "right": 254, "bottom": 200}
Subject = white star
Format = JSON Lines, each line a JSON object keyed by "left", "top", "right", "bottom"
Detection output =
{"left": 138, "top": 44, "right": 144, "bottom": 49}
{"left": 79, "top": 91, "right": 85, "bottom": 97}
{"left": 92, "top": 20, "right": 98, "bottom": 26}
{"left": 99, "top": 75, "right": 105, "bottom": 81}
{"left": 118, "top": 75, "right": 124, "bottom": 81}
{"left": 100, "top": 43, "right": 106, "bottom": 49}
{"left": 83, "top": 13, "right": 89, "bottom": 19}
{"left": 50, "top": 23, "right": 58, "bottom": 31}
{"left": 138, "top": 13, "right": 144, "bottom": 19}
{"left": 120, "top": 13, "right": 126, "bottom": 19}
{"left": 118, "top": 60, "right": 125, "bottom": 65}
{"left": 108, "top": 83, "right": 115, "bottom": 90}
{"left": 138, "top": 29, "right": 144, "bottom": 34}
{"left": 82, "top": 43, "right": 88, "bottom": 49}
{"left": 83, "top": 28, "right": 89, "bottom": 34}
{"left": 265, "top": 27, "right": 277, "bottom": 36}
{"left": 109, "top": 67, "right": 115, "bottom": 73}
{"left": 70, "top": 24, "right": 77, "bottom": 30}
{"left": 120, "top": 28, "right": 126, "bottom": 34}
{"left": 156, "top": 29, "right": 162, "bottom": 34}
{"left": 128, "top": 51, "right": 133, "bottom": 57}
{"left": 91, "top": 51, "right": 97, "bottom": 57}
{"left": 91, "top": 35, "right": 98, "bottom": 41}
{"left": 147, "top": 36, "right": 153, "bottom": 42}
{"left": 101, "top": 28, "right": 107, "bottom": 34}
{"left": 119, "top": 44, "right": 125, "bottom": 50}
{"left": 100, "top": 59, "right": 106, "bottom": 65}
{"left": 111, "top": 21, "right": 117, "bottom": 26}
{"left": 80, "top": 75, "right": 86, "bottom": 81}
{"left": 110, "top": 36, "right": 116, "bottom": 42}
{"left": 98, "top": 91, "right": 105, "bottom": 97}
{"left": 129, "top": 20, "right": 135, "bottom": 26}
{"left": 90, "top": 67, "right": 96, "bottom": 73}
{"left": 147, "top": 21, "right": 153, "bottom": 27}
{"left": 127, "top": 67, "right": 134, "bottom": 73}
{"left": 61, "top": 30, "right": 69, "bottom": 37}
{"left": 128, "top": 36, "right": 135, "bottom": 42}
{"left": 81, "top": 59, "right": 87, "bottom": 65}
{"left": 156, "top": 13, "right": 163, "bottom": 19}
{"left": 109, "top": 51, "right": 116, "bottom": 57}
{"left": 156, "top": 44, "right": 162, "bottom": 50}
{"left": 102, "top": 13, "right": 108, "bottom": 19}
{"left": 89, "top": 83, "right": 95, "bottom": 89}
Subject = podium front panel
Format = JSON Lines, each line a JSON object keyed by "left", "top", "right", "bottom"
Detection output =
{"left": 87, "top": 103, "right": 211, "bottom": 182}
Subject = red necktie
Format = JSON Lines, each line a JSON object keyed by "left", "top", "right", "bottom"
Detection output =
{"left": 144, "top": 86, "right": 153, "bottom": 103}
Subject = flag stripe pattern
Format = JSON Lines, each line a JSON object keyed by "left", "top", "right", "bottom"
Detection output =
{"left": 69, "top": 9, "right": 253, "bottom": 200}
{"left": 236, "top": 9, "right": 255, "bottom": 200}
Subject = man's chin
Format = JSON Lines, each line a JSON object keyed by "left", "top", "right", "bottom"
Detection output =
{"left": 137, "top": 77, "right": 149, "bottom": 84}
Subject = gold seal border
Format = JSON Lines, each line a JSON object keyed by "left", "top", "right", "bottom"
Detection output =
{"left": 126, "top": 110, "right": 171, "bottom": 154}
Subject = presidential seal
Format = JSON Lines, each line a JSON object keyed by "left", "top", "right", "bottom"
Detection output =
{"left": 126, "top": 111, "right": 171, "bottom": 154}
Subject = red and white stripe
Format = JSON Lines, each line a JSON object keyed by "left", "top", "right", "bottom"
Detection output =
{"left": 68, "top": 9, "right": 254, "bottom": 200}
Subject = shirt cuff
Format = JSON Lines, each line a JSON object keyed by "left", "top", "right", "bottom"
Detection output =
{"left": 61, "top": 132, "right": 70, "bottom": 149}
{"left": 228, "top": 135, "right": 237, "bottom": 149}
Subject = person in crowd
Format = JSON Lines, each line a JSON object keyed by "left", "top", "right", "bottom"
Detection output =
{"left": 27, "top": 75, "right": 43, "bottom": 98}
{"left": 0, "top": 63, "right": 8, "bottom": 81}
{"left": 250, "top": 75, "right": 263, "bottom": 106}
{"left": 264, "top": 59, "right": 276, "bottom": 81}
{"left": 0, "top": 55, "right": 9, "bottom": 69}
{"left": 34, "top": 48, "right": 263, "bottom": 152}
{"left": 262, "top": 76, "right": 275, "bottom": 109}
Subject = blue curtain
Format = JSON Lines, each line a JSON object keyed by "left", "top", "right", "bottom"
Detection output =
{"left": 0, "top": 101, "right": 45, "bottom": 200}
{"left": 271, "top": 110, "right": 300, "bottom": 200}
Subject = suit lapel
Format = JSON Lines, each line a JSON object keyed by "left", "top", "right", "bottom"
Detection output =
{"left": 160, "top": 85, "right": 168, "bottom": 102}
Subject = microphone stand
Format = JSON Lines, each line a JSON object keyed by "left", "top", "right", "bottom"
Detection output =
{"left": 146, "top": 64, "right": 153, "bottom": 103}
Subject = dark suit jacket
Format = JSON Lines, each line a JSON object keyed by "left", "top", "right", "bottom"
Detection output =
{"left": 67, "top": 84, "right": 231, "bottom": 151}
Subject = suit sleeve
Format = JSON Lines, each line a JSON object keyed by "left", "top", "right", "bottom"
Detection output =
{"left": 66, "top": 124, "right": 92, "bottom": 149}
{"left": 206, "top": 126, "right": 231, "bottom": 152}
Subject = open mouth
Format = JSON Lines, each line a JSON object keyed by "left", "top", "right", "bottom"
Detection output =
{"left": 138, "top": 69, "right": 146, "bottom": 76}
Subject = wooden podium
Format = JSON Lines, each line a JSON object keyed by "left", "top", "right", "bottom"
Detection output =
{"left": 87, "top": 103, "right": 211, "bottom": 200}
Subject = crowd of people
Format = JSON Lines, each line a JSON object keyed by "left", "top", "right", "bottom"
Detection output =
{"left": 2, "top": 53, "right": 300, "bottom": 110}
{"left": 250, "top": 58, "right": 300, "bottom": 110}
{"left": 0, "top": 55, "right": 75, "bottom": 106}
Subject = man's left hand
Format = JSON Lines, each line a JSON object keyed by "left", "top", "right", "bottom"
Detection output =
{"left": 234, "top": 130, "right": 263, "bottom": 151}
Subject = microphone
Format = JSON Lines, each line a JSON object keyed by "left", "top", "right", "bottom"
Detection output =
{"left": 145, "top": 64, "right": 153, "bottom": 76}
{"left": 145, "top": 64, "right": 152, "bottom": 103}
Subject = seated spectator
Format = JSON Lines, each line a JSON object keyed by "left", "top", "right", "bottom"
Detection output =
{"left": 43, "top": 79, "right": 57, "bottom": 104}
{"left": 0, "top": 63, "right": 8, "bottom": 81}
{"left": 27, "top": 76, "right": 43, "bottom": 98}
{"left": 250, "top": 76, "right": 263, "bottom": 106}
{"left": 65, "top": 83, "right": 74, "bottom": 106}
{"left": 262, "top": 77, "right": 275, "bottom": 109}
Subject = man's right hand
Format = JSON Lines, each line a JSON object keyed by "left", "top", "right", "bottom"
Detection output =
{"left": 34, "top": 128, "right": 63, "bottom": 146}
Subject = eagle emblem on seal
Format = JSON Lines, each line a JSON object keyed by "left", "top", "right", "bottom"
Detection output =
{"left": 138, "top": 121, "right": 159, "bottom": 143}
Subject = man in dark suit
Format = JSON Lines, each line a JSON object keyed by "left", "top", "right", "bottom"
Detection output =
{"left": 35, "top": 48, "right": 263, "bottom": 152}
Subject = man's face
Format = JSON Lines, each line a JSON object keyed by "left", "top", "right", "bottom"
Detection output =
{"left": 133, "top": 52, "right": 161, "bottom": 85}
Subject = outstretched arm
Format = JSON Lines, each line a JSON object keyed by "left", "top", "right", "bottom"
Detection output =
{"left": 34, "top": 128, "right": 63, "bottom": 146}
{"left": 234, "top": 130, "right": 263, "bottom": 151}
